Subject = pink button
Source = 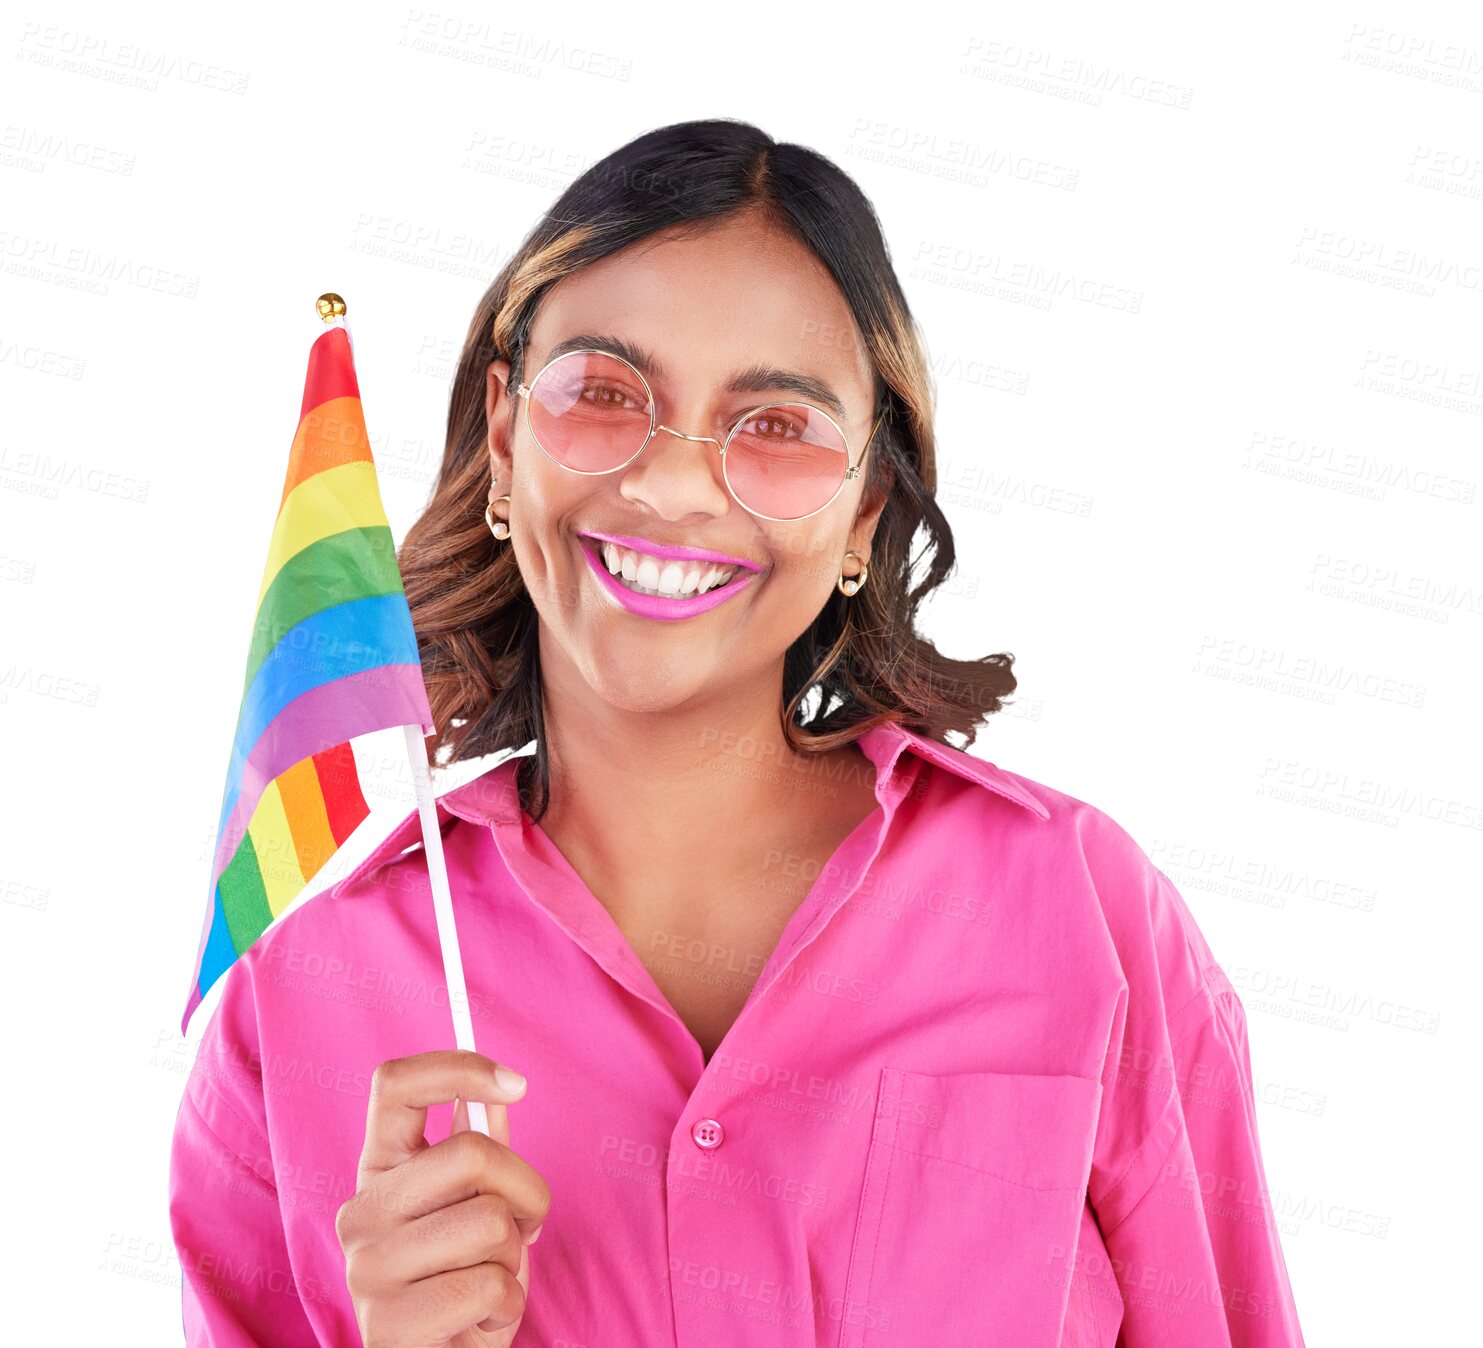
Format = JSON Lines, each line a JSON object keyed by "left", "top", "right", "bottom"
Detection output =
{"left": 691, "top": 1117, "right": 725, "bottom": 1150}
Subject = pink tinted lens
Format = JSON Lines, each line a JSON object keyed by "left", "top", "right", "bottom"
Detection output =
{"left": 725, "top": 403, "right": 849, "bottom": 520}
{"left": 527, "top": 350, "right": 651, "bottom": 472}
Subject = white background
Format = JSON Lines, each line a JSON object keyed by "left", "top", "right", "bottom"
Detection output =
{"left": 3, "top": 0, "right": 1478, "bottom": 1341}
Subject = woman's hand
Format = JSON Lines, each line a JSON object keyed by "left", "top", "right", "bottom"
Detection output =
{"left": 335, "top": 1050, "right": 551, "bottom": 1346}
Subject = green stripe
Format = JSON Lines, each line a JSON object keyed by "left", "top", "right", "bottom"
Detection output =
{"left": 219, "top": 835, "right": 274, "bottom": 955}
{"left": 243, "top": 526, "right": 405, "bottom": 693}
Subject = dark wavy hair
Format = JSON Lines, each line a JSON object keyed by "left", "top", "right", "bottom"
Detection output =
{"left": 398, "top": 117, "right": 1017, "bottom": 820}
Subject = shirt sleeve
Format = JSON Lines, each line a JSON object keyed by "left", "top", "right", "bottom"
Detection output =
{"left": 1086, "top": 854, "right": 1307, "bottom": 1347}
{"left": 168, "top": 960, "right": 325, "bottom": 1346}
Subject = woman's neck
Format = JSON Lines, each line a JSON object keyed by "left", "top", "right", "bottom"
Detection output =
{"left": 534, "top": 679, "right": 877, "bottom": 910}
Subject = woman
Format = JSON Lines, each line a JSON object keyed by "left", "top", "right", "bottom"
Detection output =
{"left": 169, "top": 119, "right": 1306, "bottom": 1346}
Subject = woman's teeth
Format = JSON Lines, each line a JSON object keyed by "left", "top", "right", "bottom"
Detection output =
{"left": 599, "top": 541, "right": 737, "bottom": 598}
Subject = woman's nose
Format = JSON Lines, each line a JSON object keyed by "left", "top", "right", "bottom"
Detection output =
{"left": 618, "top": 420, "right": 732, "bottom": 518}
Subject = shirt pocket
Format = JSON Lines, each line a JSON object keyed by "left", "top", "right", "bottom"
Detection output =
{"left": 838, "top": 1067, "right": 1103, "bottom": 1348}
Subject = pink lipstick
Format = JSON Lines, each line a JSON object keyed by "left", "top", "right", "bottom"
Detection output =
{"left": 577, "top": 536, "right": 757, "bottom": 622}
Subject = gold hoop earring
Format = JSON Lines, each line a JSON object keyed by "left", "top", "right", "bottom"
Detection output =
{"left": 485, "top": 496, "right": 511, "bottom": 541}
{"left": 837, "top": 550, "right": 868, "bottom": 597}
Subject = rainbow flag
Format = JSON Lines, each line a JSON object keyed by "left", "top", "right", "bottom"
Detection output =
{"left": 181, "top": 316, "right": 434, "bottom": 1032}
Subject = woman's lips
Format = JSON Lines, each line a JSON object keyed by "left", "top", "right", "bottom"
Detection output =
{"left": 579, "top": 529, "right": 761, "bottom": 573}
{"left": 577, "top": 537, "right": 756, "bottom": 622}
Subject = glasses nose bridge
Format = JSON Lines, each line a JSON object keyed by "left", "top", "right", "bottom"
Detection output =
{"left": 652, "top": 421, "right": 726, "bottom": 453}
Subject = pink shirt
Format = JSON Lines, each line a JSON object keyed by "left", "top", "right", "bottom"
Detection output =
{"left": 169, "top": 719, "right": 1306, "bottom": 1346}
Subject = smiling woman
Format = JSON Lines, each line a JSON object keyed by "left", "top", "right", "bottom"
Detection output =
{"left": 399, "top": 123, "right": 1018, "bottom": 825}
{"left": 169, "top": 118, "right": 1307, "bottom": 1347}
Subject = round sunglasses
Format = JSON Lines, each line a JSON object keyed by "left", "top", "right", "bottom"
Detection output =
{"left": 514, "top": 346, "right": 888, "bottom": 523}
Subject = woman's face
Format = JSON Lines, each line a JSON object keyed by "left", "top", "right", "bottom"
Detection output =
{"left": 484, "top": 209, "right": 888, "bottom": 716}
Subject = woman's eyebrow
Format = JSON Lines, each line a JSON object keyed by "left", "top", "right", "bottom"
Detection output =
{"left": 541, "top": 332, "right": 850, "bottom": 423}
{"left": 728, "top": 361, "right": 848, "bottom": 423}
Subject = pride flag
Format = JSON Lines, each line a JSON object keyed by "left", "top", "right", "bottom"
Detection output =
{"left": 181, "top": 308, "right": 434, "bottom": 1032}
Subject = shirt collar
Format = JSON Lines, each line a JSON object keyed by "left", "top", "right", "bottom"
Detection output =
{"left": 339, "top": 719, "right": 1047, "bottom": 890}
{"left": 854, "top": 720, "right": 1049, "bottom": 820}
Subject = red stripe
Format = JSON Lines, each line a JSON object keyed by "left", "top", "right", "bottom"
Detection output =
{"left": 313, "top": 742, "right": 371, "bottom": 845}
{"left": 300, "top": 325, "right": 361, "bottom": 421}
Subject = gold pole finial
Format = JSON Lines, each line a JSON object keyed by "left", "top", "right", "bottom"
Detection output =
{"left": 316, "top": 293, "right": 347, "bottom": 322}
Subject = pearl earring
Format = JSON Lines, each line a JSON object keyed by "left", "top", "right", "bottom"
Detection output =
{"left": 837, "top": 551, "right": 869, "bottom": 597}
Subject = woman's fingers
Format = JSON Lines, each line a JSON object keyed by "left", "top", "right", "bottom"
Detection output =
{"left": 474, "top": 1240, "right": 530, "bottom": 1334}
{"left": 355, "top": 1124, "right": 551, "bottom": 1239}
{"left": 391, "top": 1259, "right": 528, "bottom": 1343}
{"left": 452, "top": 1091, "right": 512, "bottom": 1152}
{"left": 353, "top": 1191, "right": 525, "bottom": 1286}
{"left": 338, "top": 1051, "right": 545, "bottom": 1346}
{"left": 356, "top": 1050, "right": 527, "bottom": 1183}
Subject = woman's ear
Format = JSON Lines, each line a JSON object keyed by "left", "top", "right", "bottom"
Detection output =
{"left": 849, "top": 457, "right": 894, "bottom": 561}
{"left": 486, "top": 358, "right": 515, "bottom": 487}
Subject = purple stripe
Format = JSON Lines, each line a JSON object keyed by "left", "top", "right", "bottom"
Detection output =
{"left": 208, "top": 664, "right": 434, "bottom": 889}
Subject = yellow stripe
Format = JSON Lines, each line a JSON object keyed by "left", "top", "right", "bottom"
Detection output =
{"left": 255, "top": 459, "right": 390, "bottom": 610}
{"left": 247, "top": 780, "right": 310, "bottom": 918}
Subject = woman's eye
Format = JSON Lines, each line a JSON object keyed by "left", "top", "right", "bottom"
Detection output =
{"left": 746, "top": 411, "right": 804, "bottom": 439}
{"left": 581, "top": 381, "right": 644, "bottom": 410}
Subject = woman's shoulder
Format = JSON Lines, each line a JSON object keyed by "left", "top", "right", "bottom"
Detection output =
{"left": 898, "top": 723, "right": 1150, "bottom": 866}
{"left": 904, "top": 728, "right": 1224, "bottom": 1000}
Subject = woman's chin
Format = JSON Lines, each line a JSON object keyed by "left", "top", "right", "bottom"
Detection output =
{"left": 575, "top": 647, "right": 718, "bottom": 716}
{"left": 585, "top": 681, "right": 709, "bottom": 717}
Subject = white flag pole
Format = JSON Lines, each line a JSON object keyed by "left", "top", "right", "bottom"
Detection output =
{"left": 403, "top": 722, "right": 491, "bottom": 1138}
{"left": 316, "top": 295, "right": 489, "bottom": 1137}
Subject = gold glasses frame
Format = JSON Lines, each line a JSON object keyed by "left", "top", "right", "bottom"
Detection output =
{"left": 514, "top": 345, "right": 889, "bottom": 524}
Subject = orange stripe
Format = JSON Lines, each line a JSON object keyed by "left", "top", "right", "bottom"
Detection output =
{"left": 279, "top": 394, "right": 374, "bottom": 508}
{"left": 276, "top": 757, "right": 340, "bottom": 883}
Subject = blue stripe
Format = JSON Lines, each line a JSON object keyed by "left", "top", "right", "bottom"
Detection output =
{"left": 212, "top": 592, "right": 421, "bottom": 851}
{"left": 197, "top": 883, "right": 239, "bottom": 1001}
